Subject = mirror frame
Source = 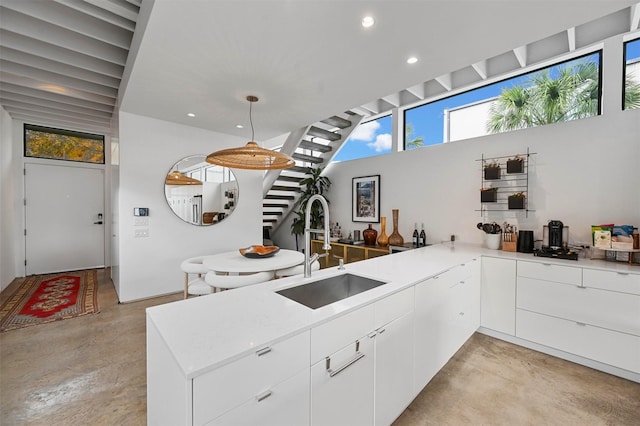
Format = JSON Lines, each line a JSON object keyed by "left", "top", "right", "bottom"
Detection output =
{"left": 164, "top": 155, "right": 239, "bottom": 226}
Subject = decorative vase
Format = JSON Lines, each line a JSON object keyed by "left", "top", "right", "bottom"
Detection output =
{"left": 363, "top": 224, "right": 378, "bottom": 246}
{"left": 388, "top": 209, "right": 404, "bottom": 246}
{"left": 377, "top": 217, "right": 389, "bottom": 246}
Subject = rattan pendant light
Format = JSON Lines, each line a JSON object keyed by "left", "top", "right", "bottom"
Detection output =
{"left": 165, "top": 170, "right": 202, "bottom": 185}
{"left": 206, "top": 96, "right": 295, "bottom": 170}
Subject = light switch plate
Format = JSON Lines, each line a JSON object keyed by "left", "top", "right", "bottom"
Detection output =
{"left": 134, "top": 229, "right": 149, "bottom": 238}
{"left": 134, "top": 217, "right": 149, "bottom": 226}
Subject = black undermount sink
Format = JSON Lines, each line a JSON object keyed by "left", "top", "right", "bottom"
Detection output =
{"left": 276, "top": 273, "right": 387, "bottom": 309}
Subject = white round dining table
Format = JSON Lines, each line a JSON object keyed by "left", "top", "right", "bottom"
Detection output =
{"left": 202, "top": 249, "right": 304, "bottom": 274}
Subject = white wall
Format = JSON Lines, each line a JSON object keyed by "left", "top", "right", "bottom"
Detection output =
{"left": 273, "top": 35, "right": 640, "bottom": 251}
{"left": 0, "top": 106, "right": 16, "bottom": 291}
{"left": 115, "top": 112, "right": 263, "bottom": 302}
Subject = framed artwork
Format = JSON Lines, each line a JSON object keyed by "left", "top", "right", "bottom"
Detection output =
{"left": 352, "top": 175, "right": 380, "bottom": 223}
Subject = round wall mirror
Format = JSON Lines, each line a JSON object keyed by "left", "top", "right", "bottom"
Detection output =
{"left": 164, "top": 155, "right": 238, "bottom": 226}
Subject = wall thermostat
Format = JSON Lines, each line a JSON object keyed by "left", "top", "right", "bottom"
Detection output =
{"left": 134, "top": 207, "right": 149, "bottom": 216}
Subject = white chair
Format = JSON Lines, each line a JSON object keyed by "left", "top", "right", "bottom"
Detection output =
{"left": 204, "top": 270, "right": 274, "bottom": 291}
{"left": 180, "top": 256, "right": 213, "bottom": 299}
{"left": 274, "top": 260, "right": 319, "bottom": 278}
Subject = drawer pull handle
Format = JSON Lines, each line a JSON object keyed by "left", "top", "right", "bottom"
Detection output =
{"left": 256, "top": 347, "right": 272, "bottom": 356}
{"left": 256, "top": 390, "right": 272, "bottom": 402}
{"left": 617, "top": 272, "right": 629, "bottom": 276}
{"left": 459, "top": 312, "right": 465, "bottom": 316}
{"left": 576, "top": 322, "right": 586, "bottom": 326}
{"left": 327, "top": 352, "right": 366, "bottom": 378}
{"left": 576, "top": 285, "right": 586, "bottom": 289}
{"left": 378, "top": 327, "right": 386, "bottom": 334}
{"left": 542, "top": 263, "right": 551, "bottom": 266}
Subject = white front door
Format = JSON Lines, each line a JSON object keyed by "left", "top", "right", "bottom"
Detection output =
{"left": 25, "top": 163, "right": 105, "bottom": 275}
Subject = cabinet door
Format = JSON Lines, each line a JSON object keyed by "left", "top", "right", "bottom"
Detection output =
{"left": 446, "top": 260, "right": 481, "bottom": 354}
{"left": 207, "top": 369, "right": 309, "bottom": 426}
{"left": 311, "top": 337, "right": 374, "bottom": 426}
{"left": 481, "top": 257, "right": 516, "bottom": 334}
{"left": 414, "top": 273, "right": 450, "bottom": 392}
{"left": 374, "top": 311, "right": 415, "bottom": 426}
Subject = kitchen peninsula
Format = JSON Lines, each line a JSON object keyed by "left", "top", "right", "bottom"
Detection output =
{"left": 147, "top": 243, "right": 639, "bottom": 425}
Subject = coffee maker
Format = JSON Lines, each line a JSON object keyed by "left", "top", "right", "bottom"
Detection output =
{"left": 535, "top": 220, "right": 578, "bottom": 260}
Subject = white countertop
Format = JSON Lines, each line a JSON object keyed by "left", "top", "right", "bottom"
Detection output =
{"left": 146, "top": 242, "right": 639, "bottom": 379}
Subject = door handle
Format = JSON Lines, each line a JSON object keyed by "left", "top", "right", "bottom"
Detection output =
{"left": 94, "top": 221, "right": 103, "bottom": 225}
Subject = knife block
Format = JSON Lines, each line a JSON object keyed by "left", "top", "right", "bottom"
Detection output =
{"left": 502, "top": 233, "right": 517, "bottom": 252}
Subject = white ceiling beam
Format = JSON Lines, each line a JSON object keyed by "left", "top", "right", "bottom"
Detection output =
{"left": 0, "top": 61, "right": 118, "bottom": 98}
{"left": 8, "top": 112, "right": 110, "bottom": 134}
{"left": 0, "top": 93, "right": 113, "bottom": 118}
{"left": 435, "top": 74, "right": 452, "bottom": 92}
{"left": 53, "top": 0, "right": 136, "bottom": 31}
{"left": 513, "top": 46, "right": 527, "bottom": 68}
{"left": 567, "top": 27, "right": 576, "bottom": 51}
{"left": 631, "top": 3, "right": 640, "bottom": 31}
{"left": 1, "top": 48, "right": 120, "bottom": 88}
{"left": 405, "top": 82, "right": 425, "bottom": 99}
{"left": 0, "top": 8, "right": 128, "bottom": 65}
{"left": 0, "top": 98, "right": 112, "bottom": 121}
{"left": 0, "top": 72, "right": 116, "bottom": 106}
{"left": 381, "top": 93, "right": 400, "bottom": 108}
{"left": 360, "top": 101, "right": 380, "bottom": 115}
{"left": 2, "top": 1, "right": 133, "bottom": 49}
{"left": 0, "top": 83, "right": 115, "bottom": 111}
{"left": 349, "top": 106, "right": 373, "bottom": 117}
{"left": 5, "top": 105, "right": 111, "bottom": 127}
{"left": 83, "top": 0, "right": 139, "bottom": 22}
{"left": 472, "top": 60, "right": 488, "bottom": 80}
{"left": 0, "top": 30, "right": 124, "bottom": 78}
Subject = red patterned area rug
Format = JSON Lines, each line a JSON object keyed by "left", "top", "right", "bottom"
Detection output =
{"left": 0, "top": 269, "right": 99, "bottom": 332}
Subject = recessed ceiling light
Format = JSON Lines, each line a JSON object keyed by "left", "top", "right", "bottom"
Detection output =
{"left": 236, "top": 124, "right": 244, "bottom": 129}
{"left": 362, "top": 16, "right": 375, "bottom": 28}
{"left": 187, "top": 113, "right": 195, "bottom": 117}
{"left": 407, "top": 56, "right": 418, "bottom": 64}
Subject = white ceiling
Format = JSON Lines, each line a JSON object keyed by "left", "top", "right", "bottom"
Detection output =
{"left": 2, "top": 0, "right": 639, "bottom": 142}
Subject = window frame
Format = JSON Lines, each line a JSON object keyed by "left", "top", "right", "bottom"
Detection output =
{"left": 23, "top": 123, "right": 106, "bottom": 165}
{"left": 402, "top": 49, "right": 603, "bottom": 150}
{"left": 622, "top": 37, "right": 640, "bottom": 110}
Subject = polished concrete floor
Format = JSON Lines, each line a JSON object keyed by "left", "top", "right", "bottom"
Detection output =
{"left": 1, "top": 269, "right": 639, "bottom": 425}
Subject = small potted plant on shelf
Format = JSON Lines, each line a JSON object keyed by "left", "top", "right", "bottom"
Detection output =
{"left": 508, "top": 192, "right": 526, "bottom": 209}
{"left": 506, "top": 155, "right": 524, "bottom": 174}
{"left": 480, "top": 187, "right": 498, "bottom": 202}
{"left": 483, "top": 161, "right": 501, "bottom": 180}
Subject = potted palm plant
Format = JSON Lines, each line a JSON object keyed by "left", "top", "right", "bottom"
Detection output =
{"left": 506, "top": 155, "right": 524, "bottom": 173}
{"left": 480, "top": 187, "right": 498, "bottom": 202}
{"left": 483, "top": 161, "right": 501, "bottom": 180}
{"left": 508, "top": 192, "right": 526, "bottom": 209}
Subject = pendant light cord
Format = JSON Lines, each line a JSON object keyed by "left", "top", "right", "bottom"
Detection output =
{"left": 249, "top": 100, "right": 255, "bottom": 142}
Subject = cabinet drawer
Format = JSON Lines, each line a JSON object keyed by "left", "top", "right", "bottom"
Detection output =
{"left": 206, "top": 368, "right": 310, "bottom": 426}
{"left": 375, "top": 287, "right": 413, "bottom": 329}
{"left": 517, "top": 277, "right": 640, "bottom": 336}
{"left": 311, "top": 303, "right": 374, "bottom": 364}
{"left": 517, "top": 260, "right": 582, "bottom": 285}
{"left": 516, "top": 309, "right": 640, "bottom": 373}
{"left": 193, "top": 331, "right": 310, "bottom": 426}
{"left": 583, "top": 269, "right": 640, "bottom": 295}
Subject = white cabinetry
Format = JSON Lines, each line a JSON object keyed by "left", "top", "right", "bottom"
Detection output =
{"left": 516, "top": 261, "right": 640, "bottom": 373}
{"left": 414, "top": 259, "right": 480, "bottom": 393}
{"left": 310, "top": 288, "right": 415, "bottom": 426}
{"left": 480, "top": 257, "right": 516, "bottom": 334}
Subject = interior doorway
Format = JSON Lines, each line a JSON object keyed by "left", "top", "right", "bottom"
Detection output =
{"left": 24, "top": 162, "right": 105, "bottom": 275}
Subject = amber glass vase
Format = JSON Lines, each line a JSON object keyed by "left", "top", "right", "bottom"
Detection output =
{"left": 388, "top": 209, "right": 404, "bottom": 246}
{"left": 363, "top": 224, "right": 377, "bottom": 246}
{"left": 377, "top": 217, "right": 389, "bottom": 246}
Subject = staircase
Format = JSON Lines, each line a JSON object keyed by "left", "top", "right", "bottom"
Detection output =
{"left": 262, "top": 111, "right": 364, "bottom": 233}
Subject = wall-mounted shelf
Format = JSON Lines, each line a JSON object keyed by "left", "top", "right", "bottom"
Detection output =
{"left": 475, "top": 148, "right": 536, "bottom": 217}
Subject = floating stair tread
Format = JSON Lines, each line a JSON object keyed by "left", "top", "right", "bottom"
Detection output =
{"left": 299, "top": 139, "right": 333, "bottom": 153}
{"left": 265, "top": 194, "right": 295, "bottom": 200}
{"left": 307, "top": 126, "right": 341, "bottom": 141}
{"left": 321, "top": 115, "right": 352, "bottom": 129}
{"left": 276, "top": 175, "right": 305, "bottom": 183}
{"left": 292, "top": 153, "right": 323, "bottom": 164}
{"left": 270, "top": 185, "right": 301, "bottom": 192}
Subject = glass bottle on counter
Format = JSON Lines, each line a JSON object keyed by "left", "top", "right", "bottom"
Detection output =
{"left": 419, "top": 223, "right": 426, "bottom": 247}
{"left": 413, "top": 223, "right": 419, "bottom": 247}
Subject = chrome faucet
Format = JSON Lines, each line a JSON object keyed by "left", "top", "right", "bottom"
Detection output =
{"left": 304, "top": 194, "right": 331, "bottom": 277}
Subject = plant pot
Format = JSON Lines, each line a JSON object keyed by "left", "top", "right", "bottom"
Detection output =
{"left": 506, "top": 159, "right": 524, "bottom": 174}
{"left": 481, "top": 190, "right": 497, "bottom": 203}
{"left": 508, "top": 197, "right": 525, "bottom": 210}
{"left": 484, "top": 166, "right": 501, "bottom": 180}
